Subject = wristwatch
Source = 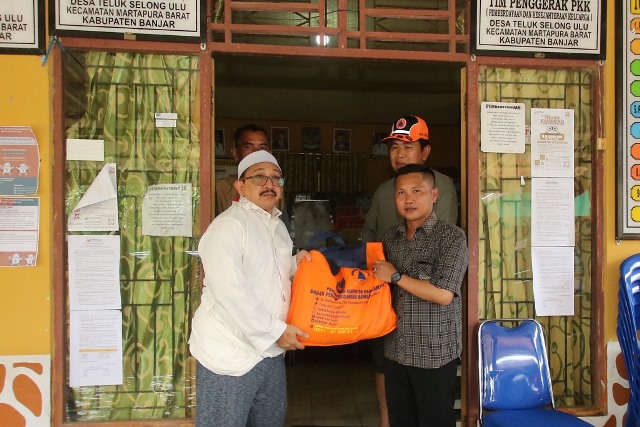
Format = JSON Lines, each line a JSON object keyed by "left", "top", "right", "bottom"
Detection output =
{"left": 390, "top": 271, "right": 402, "bottom": 286}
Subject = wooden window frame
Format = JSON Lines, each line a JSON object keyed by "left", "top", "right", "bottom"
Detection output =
{"left": 463, "top": 55, "right": 606, "bottom": 424}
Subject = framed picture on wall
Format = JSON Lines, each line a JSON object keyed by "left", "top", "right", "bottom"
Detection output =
{"left": 333, "top": 128, "right": 351, "bottom": 153}
{"left": 302, "top": 127, "right": 321, "bottom": 152}
{"left": 372, "top": 132, "right": 388, "bottom": 156}
{"left": 214, "top": 129, "right": 226, "bottom": 157}
{"left": 271, "top": 127, "right": 289, "bottom": 151}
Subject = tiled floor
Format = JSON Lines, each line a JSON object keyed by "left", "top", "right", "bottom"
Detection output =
{"left": 284, "top": 343, "right": 462, "bottom": 427}
{"left": 285, "top": 343, "right": 380, "bottom": 427}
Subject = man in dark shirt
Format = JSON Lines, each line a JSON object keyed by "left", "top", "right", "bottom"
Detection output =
{"left": 372, "top": 164, "right": 468, "bottom": 427}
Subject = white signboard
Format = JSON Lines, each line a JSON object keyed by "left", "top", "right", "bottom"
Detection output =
{"left": 53, "top": 0, "right": 205, "bottom": 42}
{"left": 474, "top": 0, "right": 604, "bottom": 58}
{"left": 0, "top": 0, "right": 44, "bottom": 53}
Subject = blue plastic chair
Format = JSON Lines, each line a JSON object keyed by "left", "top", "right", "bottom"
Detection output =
{"left": 617, "top": 289, "right": 640, "bottom": 427}
{"left": 478, "top": 319, "right": 593, "bottom": 427}
{"left": 620, "top": 254, "right": 640, "bottom": 328}
{"left": 617, "top": 254, "right": 640, "bottom": 426}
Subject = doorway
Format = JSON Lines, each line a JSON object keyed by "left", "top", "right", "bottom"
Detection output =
{"left": 212, "top": 53, "right": 463, "bottom": 224}
{"left": 213, "top": 53, "right": 465, "bottom": 426}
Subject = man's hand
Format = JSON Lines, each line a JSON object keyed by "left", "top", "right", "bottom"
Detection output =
{"left": 295, "top": 250, "right": 311, "bottom": 265}
{"left": 372, "top": 260, "right": 397, "bottom": 284}
{"left": 276, "top": 324, "right": 309, "bottom": 351}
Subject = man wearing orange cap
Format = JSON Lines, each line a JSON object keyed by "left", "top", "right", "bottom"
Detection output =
{"left": 190, "top": 150, "right": 310, "bottom": 427}
{"left": 363, "top": 115, "right": 458, "bottom": 427}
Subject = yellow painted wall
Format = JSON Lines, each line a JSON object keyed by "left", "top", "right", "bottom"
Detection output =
{"left": 0, "top": 55, "right": 52, "bottom": 355}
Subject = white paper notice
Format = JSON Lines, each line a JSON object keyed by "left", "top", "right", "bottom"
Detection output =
{"left": 68, "top": 235, "right": 121, "bottom": 310}
{"left": 69, "top": 310, "right": 123, "bottom": 387}
{"left": 480, "top": 102, "right": 526, "bottom": 153}
{"left": 68, "top": 163, "right": 119, "bottom": 231}
{"left": 66, "top": 139, "right": 105, "bottom": 161}
{"left": 155, "top": 112, "right": 177, "bottom": 128}
{"left": 0, "top": 197, "right": 39, "bottom": 267}
{"left": 531, "top": 178, "right": 575, "bottom": 247}
{"left": 531, "top": 108, "right": 575, "bottom": 178}
{"left": 532, "top": 246, "right": 575, "bottom": 316}
{"left": 142, "top": 184, "right": 193, "bottom": 237}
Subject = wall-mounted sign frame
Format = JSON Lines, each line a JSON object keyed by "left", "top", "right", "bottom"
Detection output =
{"left": 49, "top": 0, "right": 206, "bottom": 43}
{"left": 471, "top": 0, "right": 606, "bottom": 59}
{"left": 616, "top": 0, "right": 640, "bottom": 239}
{"left": 0, "top": 0, "right": 45, "bottom": 54}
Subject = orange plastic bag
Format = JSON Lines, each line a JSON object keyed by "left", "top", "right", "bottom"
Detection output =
{"left": 287, "top": 242, "right": 397, "bottom": 346}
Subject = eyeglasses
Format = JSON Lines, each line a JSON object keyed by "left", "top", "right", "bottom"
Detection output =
{"left": 242, "top": 175, "right": 285, "bottom": 187}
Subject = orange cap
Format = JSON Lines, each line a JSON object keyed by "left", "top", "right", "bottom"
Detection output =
{"left": 382, "top": 115, "right": 429, "bottom": 143}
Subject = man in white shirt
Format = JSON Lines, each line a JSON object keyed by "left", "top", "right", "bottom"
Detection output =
{"left": 190, "top": 150, "right": 310, "bottom": 427}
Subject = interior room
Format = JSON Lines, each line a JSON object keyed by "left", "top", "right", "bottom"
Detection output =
{"left": 213, "top": 53, "right": 464, "bottom": 426}
{"left": 214, "top": 53, "right": 463, "bottom": 232}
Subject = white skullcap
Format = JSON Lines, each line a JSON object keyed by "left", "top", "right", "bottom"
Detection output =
{"left": 238, "top": 150, "right": 281, "bottom": 177}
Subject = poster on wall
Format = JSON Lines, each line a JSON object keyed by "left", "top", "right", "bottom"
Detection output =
{"left": 529, "top": 107, "right": 576, "bottom": 316}
{"left": 0, "top": 197, "right": 39, "bottom": 268}
{"left": 531, "top": 246, "right": 574, "bottom": 316}
{"left": 0, "top": 126, "right": 40, "bottom": 196}
{"left": 50, "top": 0, "right": 206, "bottom": 43}
{"left": 69, "top": 309, "right": 123, "bottom": 387}
{"left": 617, "top": 0, "right": 640, "bottom": 239}
{"left": 0, "top": 0, "right": 45, "bottom": 54}
{"left": 472, "top": 0, "right": 605, "bottom": 59}
{"left": 68, "top": 234, "right": 121, "bottom": 310}
{"left": 67, "top": 163, "right": 119, "bottom": 232}
{"left": 530, "top": 108, "right": 574, "bottom": 178}
{"left": 142, "top": 183, "right": 192, "bottom": 237}
{"left": 480, "top": 102, "right": 526, "bottom": 153}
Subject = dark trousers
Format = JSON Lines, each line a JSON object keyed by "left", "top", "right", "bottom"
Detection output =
{"left": 384, "top": 357, "right": 458, "bottom": 427}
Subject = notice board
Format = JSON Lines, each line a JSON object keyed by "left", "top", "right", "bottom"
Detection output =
{"left": 617, "top": 0, "right": 640, "bottom": 239}
{"left": 50, "top": 0, "right": 206, "bottom": 42}
{"left": 0, "top": 0, "right": 45, "bottom": 54}
{"left": 472, "top": 0, "right": 606, "bottom": 59}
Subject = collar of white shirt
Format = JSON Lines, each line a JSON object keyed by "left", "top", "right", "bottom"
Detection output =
{"left": 237, "top": 196, "right": 282, "bottom": 220}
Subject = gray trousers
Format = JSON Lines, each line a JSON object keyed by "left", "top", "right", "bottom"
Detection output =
{"left": 195, "top": 355, "right": 287, "bottom": 427}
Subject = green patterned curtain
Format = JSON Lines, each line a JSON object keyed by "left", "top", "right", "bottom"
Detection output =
{"left": 478, "top": 67, "right": 593, "bottom": 407}
{"left": 64, "top": 52, "right": 201, "bottom": 421}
